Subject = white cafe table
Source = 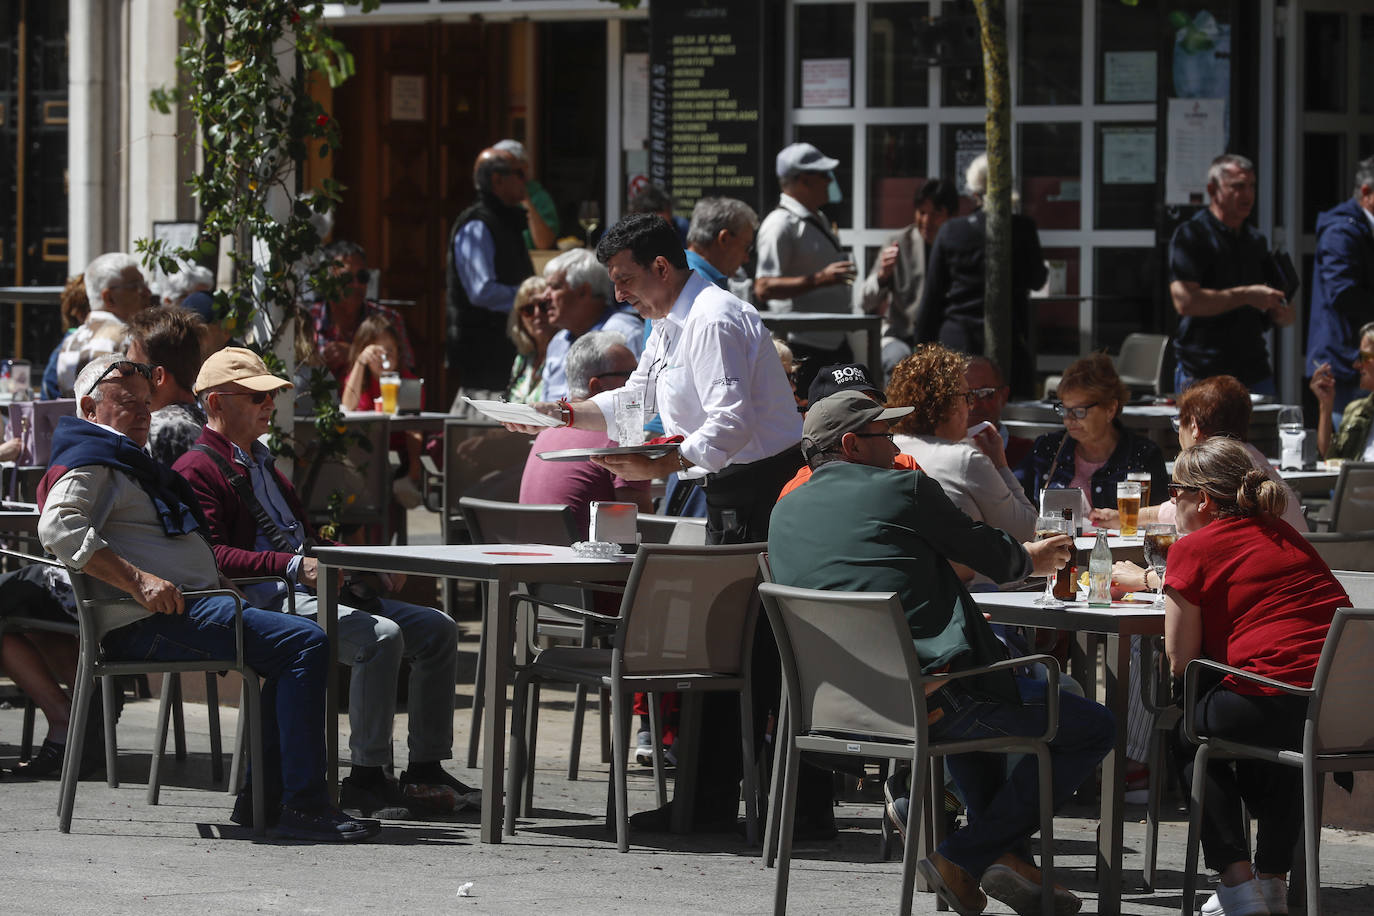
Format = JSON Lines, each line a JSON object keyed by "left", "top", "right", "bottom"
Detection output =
{"left": 311, "top": 543, "right": 635, "bottom": 843}
{"left": 973, "top": 589, "right": 1164, "bottom": 916}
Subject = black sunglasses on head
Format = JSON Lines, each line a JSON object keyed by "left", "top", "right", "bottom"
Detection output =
{"left": 83, "top": 360, "right": 154, "bottom": 396}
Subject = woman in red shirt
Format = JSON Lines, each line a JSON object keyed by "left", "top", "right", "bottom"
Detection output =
{"left": 340, "top": 313, "right": 425, "bottom": 508}
{"left": 1164, "top": 437, "right": 1348, "bottom": 916}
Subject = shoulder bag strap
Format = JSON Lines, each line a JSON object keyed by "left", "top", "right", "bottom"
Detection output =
{"left": 189, "top": 444, "right": 300, "bottom": 554}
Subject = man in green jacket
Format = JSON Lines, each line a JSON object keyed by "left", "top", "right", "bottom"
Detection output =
{"left": 768, "top": 390, "right": 1113, "bottom": 916}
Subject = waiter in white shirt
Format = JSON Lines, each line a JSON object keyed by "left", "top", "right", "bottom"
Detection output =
{"left": 509, "top": 211, "right": 803, "bottom": 545}
{"left": 505, "top": 213, "right": 823, "bottom": 835}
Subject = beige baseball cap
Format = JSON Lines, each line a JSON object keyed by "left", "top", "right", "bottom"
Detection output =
{"left": 194, "top": 347, "right": 295, "bottom": 396}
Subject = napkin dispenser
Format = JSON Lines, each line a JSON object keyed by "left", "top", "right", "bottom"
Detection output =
{"left": 589, "top": 501, "right": 639, "bottom": 552}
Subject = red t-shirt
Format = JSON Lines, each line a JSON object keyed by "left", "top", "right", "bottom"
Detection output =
{"left": 1165, "top": 515, "right": 1347, "bottom": 695}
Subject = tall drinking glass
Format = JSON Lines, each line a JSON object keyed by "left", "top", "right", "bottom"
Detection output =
{"left": 1117, "top": 480, "right": 1142, "bottom": 536}
{"left": 1033, "top": 515, "right": 1072, "bottom": 608}
{"left": 1143, "top": 523, "right": 1176, "bottom": 609}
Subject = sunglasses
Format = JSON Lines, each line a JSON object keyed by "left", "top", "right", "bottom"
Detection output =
{"left": 83, "top": 360, "right": 154, "bottom": 396}
{"left": 1054, "top": 401, "right": 1100, "bottom": 420}
{"left": 969, "top": 386, "right": 998, "bottom": 400}
{"left": 853, "top": 431, "right": 895, "bottom": 442}
{"left": 519, "top": 299, "right": 553, "bottom": 317}
{"left": 217, "top": 389, "right": 283, "bottom": 405}
{"left": 1167, "top": 483, "right": 1201, "bottom": 499}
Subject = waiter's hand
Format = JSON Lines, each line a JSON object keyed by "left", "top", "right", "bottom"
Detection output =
{"left": 591, "top": 451, "right": 682, "bottom": 482}
{"left": 501, "top": 400, "right": 565, "bottom": 435}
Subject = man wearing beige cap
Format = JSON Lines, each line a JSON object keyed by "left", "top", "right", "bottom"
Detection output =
{"left": 174, "top": 348, "right": 472, "bottom": 822}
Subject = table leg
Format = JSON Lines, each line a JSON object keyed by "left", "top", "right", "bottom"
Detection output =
{"left": 1097, "top": 633, "right": 1130, "bottom": 916}
{"left": 318, "top": 562, "right": 339, "bottom": 802}
{"left": 480, "top": 573, "right": 512, "bottom": 843}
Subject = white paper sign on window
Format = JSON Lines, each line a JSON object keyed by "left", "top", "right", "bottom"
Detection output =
{"left": 1103, "top": 51, "right": 1157, "bottom": 103}
{"left": 1165, "top": 98, "right": 1225, "bottom": 205}
{"left": 1102, "top": 126, "right": 1156, "bottom": 184}
{"left": 389, "top": 75, "right": 425, "bottom": 122}
{"left": 622, "top": 53, "right": 649, "bottom": 151}
{"left": 801, "top": 59, "right": 851, "bottom": 108}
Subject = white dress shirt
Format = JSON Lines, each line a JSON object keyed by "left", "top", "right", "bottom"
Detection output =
{"left": 589, "top": 271, "right": 801, "bottom": 477}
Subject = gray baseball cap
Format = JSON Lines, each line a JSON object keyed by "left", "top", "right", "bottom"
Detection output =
{"left": 801, "top": 390, "right": 912, "bottom": 458}
{"left": 776, "top": 142, "right": 839, "bottom": 179}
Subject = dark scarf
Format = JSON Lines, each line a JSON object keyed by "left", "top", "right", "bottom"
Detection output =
{"left": 38, "top": 415, "right": 207, "bottom": 537}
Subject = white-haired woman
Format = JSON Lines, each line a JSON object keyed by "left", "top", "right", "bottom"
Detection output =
{"left": 914, "top": 154, "right": 1048, "bottom": 395}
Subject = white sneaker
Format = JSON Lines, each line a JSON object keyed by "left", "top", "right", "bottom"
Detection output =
{"left": 1200, "top": 877, "right": 1271, "bottom": 916}
{"left": 392, "top": 476, "right": 424, "bottom": 509}
{"left": 1253, "top": 873, "right": 1288, "bottom": 915}
{"left": 633, "top": 729, "right": 653, "bottom": 766}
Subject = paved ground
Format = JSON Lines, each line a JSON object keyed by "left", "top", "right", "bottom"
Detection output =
{"left": 1, "top": 508, "right": 1371, "bottom": 915}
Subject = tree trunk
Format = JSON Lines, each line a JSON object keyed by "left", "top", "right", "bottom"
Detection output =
{"left": 974, "top": 0, "right": 1013, "bottom": 381}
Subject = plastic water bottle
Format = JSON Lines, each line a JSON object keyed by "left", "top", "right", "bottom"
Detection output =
{"left": 1088, "top": 528, "right": 1112, "bottom": 607}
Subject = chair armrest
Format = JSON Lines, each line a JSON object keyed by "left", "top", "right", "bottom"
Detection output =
{"left": 229, "top": 575, "right": 297, "bottom": 614}
{"left": 1182, "top": 657, "right": 1313, "bottom": 745}
{"left": 924, "top": 654, "right": 1060, "bottom": 742}
{"left": 508, "top": 591, "right": 620, "bottom": 624}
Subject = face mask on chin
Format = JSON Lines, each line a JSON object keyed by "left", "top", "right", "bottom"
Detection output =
{"left": 827, "top": 171, "right": 844, "bottom": 205}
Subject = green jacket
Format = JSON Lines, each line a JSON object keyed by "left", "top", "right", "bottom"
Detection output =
{"left": 523, "top": 180, "right": 560, "bottom": 249}
{"left": 1330, "top": 392, "right": 1374, "bottom": 461}
{"left": 767, "top": 461, "right": 1033, "bottom": 704}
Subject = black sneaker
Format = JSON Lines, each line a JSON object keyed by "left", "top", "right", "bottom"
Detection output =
{"left": 399, "top": 768, "right": 482, "bottom": 811}
{"left": 268, "top": 805, "right": 380, "bottom": 843}
{"left": 340, "top": 774, "right": 421, "bottom": 820}
{"left": 229, "top": 789, "right": 282, "bottom": 829}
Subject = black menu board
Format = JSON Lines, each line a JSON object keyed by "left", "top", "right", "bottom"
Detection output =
{"left": 649, "top": 2, "right": 771, "bottom": 218}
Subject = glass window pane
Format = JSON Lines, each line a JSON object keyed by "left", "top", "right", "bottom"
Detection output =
{"left": 795, "top": 125, "right": 854, "bottom": 229}
{"left": 1361, "top": 15, "right": 1374, "bottom": 115}
{"left": 1019, "top": 0, "right": 1080, "bottom": 105}
{"left": 942, "top": 123, "right": 985, "bottom": 206}
{"left": 1094, "top": 247, "right": 1160, "bottom": 351}
{"left": 1097, "top": 0, "right": 1160, "bottom": 104}
{"left": 1032, "top": 246, "right": 1082, "bottom": 357}
{"left": 1019, "top": 122, "right": 1080, "bottom": 230}
{"left": 795, "top": 4, "right": 855, "bottom": 108}
{"left": 1304, "top": 12, "right": 1346, "bottom": 113}
{"left": 868, "top": 125, "right": 929, "bottom": 229}
{"left": 868, "top": 2, "right": 930, "bottom": 107}
{"left": 1303, "top": 133, "right": 1345, "bottom": 229}
{"left": 1094, "top": 123, "right": 1156, "bottom": 230}
{"left": 937, "top": 1, "right": 984, "bottom": 107}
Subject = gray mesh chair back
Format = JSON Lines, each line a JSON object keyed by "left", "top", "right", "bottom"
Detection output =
{"left": 1328, "top": 462, "right": 1374, "bottom": 532}
{"left": 461, "top": 496, "right": 577, "bottom": 545}
{"left": 1332, "top": 570, "right": 1374, "bottom": 607}
{"left": 504, "top": 543, "right": 767, "bottom": 852}
{"left": 58, "top": 567, "right": 265, "bottom": 835}
{"left": 1115, "top": 333, "right": 1170, "bottom": 396}
{"left": 1179, "top": 607, "right": 1374, "bottom": 916}
{"left": 293, "top": 415, "right": 392, "bottom": 544}
{"left": 758, "top": 582, "right": 1059, "bottom": 916}
{"left": 1305, "top": 531, "right": 1374, "bottom": 571}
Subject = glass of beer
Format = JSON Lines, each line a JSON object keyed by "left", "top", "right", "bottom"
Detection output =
{"left": 379, "top": 372, "right": 401, "bottom": 414}
{"left": 1142, "top": 523, "right": 1177, "bottom": 608}
{"left": 1116, "top": 480, "right": 1141, "bottom": 536}
{"left": 1127, "top": 470, "right": 1151, "bottom": 507}
{"left": 1032, "top": 514, "right": 1072, "bottom": 608}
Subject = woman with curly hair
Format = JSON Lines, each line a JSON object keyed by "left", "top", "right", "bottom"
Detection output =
{"left": 887, "top": 345, "right": 1038, "bottom": 582}
{"left": 1014, "top": 352, "right": 1167, "bottom": 512}
{"left": 1164, "top": 436, "right": 1346, "bottom": 916}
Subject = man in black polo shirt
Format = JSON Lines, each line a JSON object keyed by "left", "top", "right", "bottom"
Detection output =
{"left": 1168, "top": 153, "right": 1294, "bottom": 395}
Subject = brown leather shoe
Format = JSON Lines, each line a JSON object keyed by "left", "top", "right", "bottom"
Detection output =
{"left": 980, "top": 853, "right": 1081, "bottom": 916}
{"left": 917, "top": 853, "right": 987, "bottom": 916}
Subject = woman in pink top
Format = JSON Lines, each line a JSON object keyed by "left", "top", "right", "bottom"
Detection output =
{"left": 1163, "top": 437, "right": 1346, "bottom": 916}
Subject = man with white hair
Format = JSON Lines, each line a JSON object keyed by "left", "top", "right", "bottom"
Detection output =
{"left": 520, "top": 331, "right": 652, "bottom": 535}
{"left": 493, "top": 138, "right": 559, "bottom": 250}
{"left": 38, "top": 354, "right": 377, "bottom": 842}
{"left": 159, "top": 264, "right": 214, "bottom": 308}
{"left": 540, "top": 247, "right": 644, "bottom": 401}
{"left": 55, "top": 252, "right": 151, "bottom": 397}
{"left": 685, "top": 197, "right": 758, "bottom": 291}
{"left": 754, "top": 142, "right": 857, "bottom": 395}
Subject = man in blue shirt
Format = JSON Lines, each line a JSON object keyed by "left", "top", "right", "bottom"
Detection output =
{"left": 684, "top": 197, "right": 758, "bottom": 290}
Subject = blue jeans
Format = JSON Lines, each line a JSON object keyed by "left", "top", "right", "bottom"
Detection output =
{"left": 1175, "top": 365, "right": 1276, "bottom": 398}
{"left": 102, "top": 595, "right": 331, "bottom": 811}
{"left": 931, "top": 676, "right": 1115, "bottom": 876}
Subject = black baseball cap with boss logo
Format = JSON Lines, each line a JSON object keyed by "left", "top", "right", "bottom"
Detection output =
{"left": 807, "top": 362, "right": 886, "bottom": 406}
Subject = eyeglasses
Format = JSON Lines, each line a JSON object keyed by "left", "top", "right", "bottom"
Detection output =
{"left": 518, "top": 299, "right": 553, "bottom": 317}
{"left": 497, "top": 167, "right": 527, "bottom": 181}
{"left": 83, "top": 360, "right": 154, "bottom": 396}
{"left": 969, "top": 386, "right": 998, "bottom": 401}
{"left": 950, "top": 391, "right": 978, "bottom": 405}
{"left": 1167, "top": 483, "right": 1201, "bottom": 499}
{"left": 1356, "top": 352, "right": 1374, "bottom": 364}
{"left": 1053, "top": 402, "right": 1100, "bottom": 420}
{"left": 217, "top": 389, "right": 283, "bottom": 405}
{"left": 853, "top": 431, "right": 896, "bottom": 442}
